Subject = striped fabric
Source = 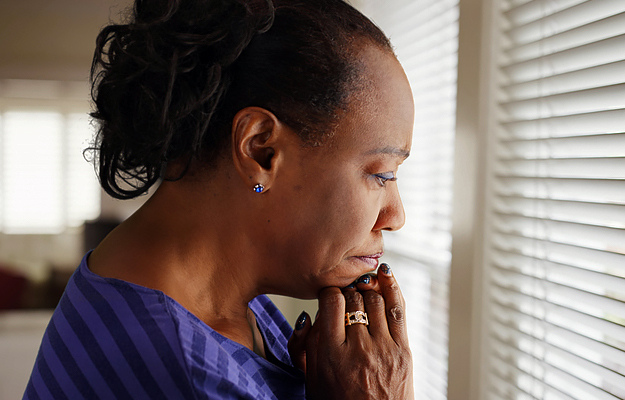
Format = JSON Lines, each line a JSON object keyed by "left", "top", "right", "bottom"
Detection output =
{"left": 23, "top": 252, "right": 305, "bottom": 400}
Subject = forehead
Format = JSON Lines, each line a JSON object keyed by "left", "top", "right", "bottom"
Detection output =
{"left": 330, "top": 45, "right": 414, "bottom": 156}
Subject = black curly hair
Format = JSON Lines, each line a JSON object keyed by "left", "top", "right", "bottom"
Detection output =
{"left": 90, "top": 0, "right": 393, "bottom": 199}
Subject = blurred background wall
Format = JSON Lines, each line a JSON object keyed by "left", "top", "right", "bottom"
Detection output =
{"left": 0, "top": 0, "right": 138, "bottom": 284}
{"left": 0, "top": 0, "right": 131, "bottom": 81}
{"left": 0, "top": 1, "right": 140, "bottom": 398}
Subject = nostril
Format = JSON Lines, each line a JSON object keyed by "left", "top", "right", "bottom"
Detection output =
{"left": 377, "top": 205, "right": 405, "bottom": 232}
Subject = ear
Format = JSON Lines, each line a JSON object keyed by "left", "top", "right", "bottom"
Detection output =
{"left": 231, "top": 107, "right": 290, "bottom": 193}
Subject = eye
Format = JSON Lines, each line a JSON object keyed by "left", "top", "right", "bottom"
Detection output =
{"left": 374, "top": 172, "right": 397, "bottom": 187}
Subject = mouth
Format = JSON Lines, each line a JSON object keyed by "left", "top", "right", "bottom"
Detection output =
{"left": 353, "top": 252, "right": 384, "bottom": 270}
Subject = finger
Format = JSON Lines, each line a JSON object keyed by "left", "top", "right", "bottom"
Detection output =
{"left": 361, "top": 289, "right": 389, "bottom": 338}
{"left": 317, "top": 287, "right": 345, "bottom": 344}
{"left": 304, "top": 314, "right": 321, "bottom": 385}
{"left": 288, "top": 311, "right": 311, "bottom": 373}
{"left": 355, "top": 273, "right": 380, "bottom": 293}
{"left": 342, "top": 286, "right": 369, "bottom": 337}
{"left": 378, "top": 263, "right": 408, "bottom": 344}
{"left": 342, "top": 285, "right": 365, "bottom": 313}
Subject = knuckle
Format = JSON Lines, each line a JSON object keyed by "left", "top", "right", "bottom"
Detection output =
{"left": 386, "top": 280, "right": 400, "bottom": 292}
{"left": 387, "top": 304, "right": 405, "bottom": 324}
{"left": 323, "top": 290, "right": 344, "bottom": 309}
{"left": 343, "top": 290, "right": 364, "bottom": 307}
{"left": 362, "top": 290, "right": 384, "bottom": 307}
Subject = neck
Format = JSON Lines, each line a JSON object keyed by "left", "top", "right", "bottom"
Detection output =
{"left": 89, "top": 170, "right": 267, "bottom": 350}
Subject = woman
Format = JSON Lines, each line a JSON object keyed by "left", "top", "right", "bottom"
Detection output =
{"left": 25, "top": 0, "right": 414, "bottom": 398}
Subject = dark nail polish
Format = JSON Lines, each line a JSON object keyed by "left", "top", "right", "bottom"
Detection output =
{"left": 357, "top": 274, "right": 371, "bottom": 284}
{"left": 345, "top": 282, "right": 356, "bottom": 289}
{"left": 295, "top": 311, "right": 307, "bottom": 330}
{"left": 380, "top": 263, "right": 392, "bottom": 275}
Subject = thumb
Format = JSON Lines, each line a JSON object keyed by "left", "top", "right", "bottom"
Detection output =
{"left": 288, "top": 311, "right": 311, "bottom": 374}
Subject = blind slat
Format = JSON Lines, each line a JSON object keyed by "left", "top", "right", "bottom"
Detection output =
{"left": 499, "top": 133, "right": 625, "bottom": 159}
{"left": 503, "top": 60, "right": 625, "bottom": 101}
{"left": 373, "top": 0, "right": 458, "bottom": 35}
{"left": 506, "top": 11, "right": 625, "bottom": 64}
{"left": 501, "top": 83, "right": 625, "bottom": 120}
{"left": 495, "top": 177, "right": 625, "bottom": 205}
{"left": 504, "top": 0, "right": 585, "bottom": 26}
{"left": 493, "top": 197, "right": 625, "bottom": 228}
{"left": 507, "top": 0, "right": 625, "bottom": 45}
{"left": 502, "top": 34, "right": 625, "bottom": 83}
{"left": 501, "top": 108, "right": 625, "bottom": 139}
{"left": 489, "top": 375, "right": 541, "bottom": 400}
{"left": 493, "top": 214, "right": 625, "bottom": 253}
{"left": 497, "top": 157, "right": 625, "bottom": 180}
{"left": 490, "top": 373, "right": 577, "bottom": 400}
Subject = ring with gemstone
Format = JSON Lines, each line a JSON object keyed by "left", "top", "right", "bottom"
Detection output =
{"left": 345, "top": 311, "right": 369, "bottom": 326}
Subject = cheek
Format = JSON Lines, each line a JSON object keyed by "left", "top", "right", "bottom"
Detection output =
{"left": 271, "top": 170, "right": 381, "bottom": 263}
{"left": 271, "top": 179, "right": 384, "bottom": 292}
{"left": 306, "top": 180, "right": 381, "bottom": 257}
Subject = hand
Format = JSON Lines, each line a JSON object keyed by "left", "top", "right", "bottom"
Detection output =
{"left": 288, "top": 264, "right": 414, "bottom": 400}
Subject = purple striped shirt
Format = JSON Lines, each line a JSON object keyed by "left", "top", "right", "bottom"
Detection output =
{"left": 24, "top": 252, "right": 305, "bottom": 399}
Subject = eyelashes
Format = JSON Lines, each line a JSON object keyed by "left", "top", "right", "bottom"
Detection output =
{"left": 374, "top": 172, "right": 397, "bottom": 187}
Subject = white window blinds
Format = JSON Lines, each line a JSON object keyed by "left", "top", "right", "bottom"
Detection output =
{"left": 486, "top": 1, "right": 625, "bottom": 399}
{"left": 356, "top": 1, "right": 459, "bottom": 399}
{"left": 2, "top": 112, "right": 65, "bottom": 233}
{"left": 0, "top": 80, "right": 101, "bottom": 234}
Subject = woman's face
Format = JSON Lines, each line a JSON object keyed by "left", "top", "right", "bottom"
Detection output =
{"left": 259, "top": 45, "right": 414, "bottom": 298}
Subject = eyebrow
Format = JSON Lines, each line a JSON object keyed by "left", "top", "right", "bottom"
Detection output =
{"left": 364, "top": 146, "right": 411, "bottom": 159}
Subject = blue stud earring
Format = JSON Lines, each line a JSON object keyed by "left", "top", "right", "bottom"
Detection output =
{"left": 253, "top": 184, "right": 265, "bottom": 193}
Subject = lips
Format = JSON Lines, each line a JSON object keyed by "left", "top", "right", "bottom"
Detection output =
{"left": 353, "top": 252, "right": 383, "bottom": 269}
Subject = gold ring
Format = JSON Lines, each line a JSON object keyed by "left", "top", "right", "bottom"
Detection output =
{"left": 345, "top": 311, "right": 369, "bottom": 326}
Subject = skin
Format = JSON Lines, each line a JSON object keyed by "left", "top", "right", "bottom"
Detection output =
{"left": 290, "top": 270, "right": 414, "bottom": 400}
{"left": 89, "top": 43, "right": 414, "bottom": 397}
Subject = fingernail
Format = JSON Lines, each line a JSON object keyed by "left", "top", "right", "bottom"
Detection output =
{"left": 357, "top": 274, "right": 371, "bottom": 284}
{"left": 295, "top": 311, "right": 307, "bottom": 330}
{"left": 380, "top": 263, "right": 392, "bottom": 276}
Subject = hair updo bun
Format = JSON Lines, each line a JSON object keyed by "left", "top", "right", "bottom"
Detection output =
{"left": 90, "top": 0, "right": 392, "bottom": 199}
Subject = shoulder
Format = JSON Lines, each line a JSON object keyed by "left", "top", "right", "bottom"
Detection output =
{"left": 25, "top": 254, "right": 198, "bottom": 399}
{"left": 25, "top": 256, "right": 303, "bottom": 400}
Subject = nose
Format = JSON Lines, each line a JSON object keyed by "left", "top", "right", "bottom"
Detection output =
{"left": 374, "top": 184, "right": 406, "bottom": 231}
